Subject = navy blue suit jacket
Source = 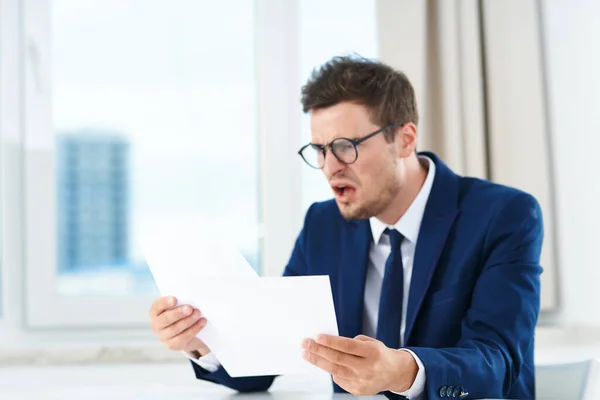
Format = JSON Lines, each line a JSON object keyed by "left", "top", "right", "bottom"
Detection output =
{"left": 191, "top": 152, "right": 543, "bottom": 399}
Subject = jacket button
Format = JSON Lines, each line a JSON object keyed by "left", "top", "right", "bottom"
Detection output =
{"left": 452, "top": 387, "right": 461, "bottom": 397}
{"left": 439, "top": 385, "right": 448, "bottom": 397}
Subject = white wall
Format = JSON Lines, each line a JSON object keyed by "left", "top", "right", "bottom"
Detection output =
{"left": 542, "top": 0, "right": 600, "bottom": 326}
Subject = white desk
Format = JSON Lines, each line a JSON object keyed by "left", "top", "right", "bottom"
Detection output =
{"left": 0, "top": 388, "right": 381, "bottom": 400}
{"left": 0, "top": 360, "right": 581, "bottom": 400}
{"left": 0, "top": 363, "right": 387, "bottom": 400}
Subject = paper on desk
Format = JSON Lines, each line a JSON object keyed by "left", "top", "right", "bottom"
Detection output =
{"left": 196, "top": 275, "right": 339, "bottom": 377}
{"left": 140, "top": 226, "right": 258, "bottom": 363}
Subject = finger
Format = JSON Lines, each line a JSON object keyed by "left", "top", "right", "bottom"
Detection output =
{"left": 165, "top": 318, "right": 207, "bottom": 351}
{"left": 313, "top": 334, "right": 374, "bottom": 357}
{"left": 159, "top": 309, "right": 203, "bottom": 340}
{"left": 149, "top": 296, "right": 176, "bottom": 318}
{"left": 155, "top": 304, "right": 196, "bottom": 330}
{"left": 302, "top": 351, "right": 354, "bottom": 379}
{"left": 302, "top": 339, "right": 361, "bottom": 369}
{"left": 354, "top": 334, "right": 378, "bottom": 342}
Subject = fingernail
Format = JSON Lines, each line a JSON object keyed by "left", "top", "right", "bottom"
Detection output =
{"left": 168, "top": 297, "right": 176, "bottom": 306}
{"left": 183, "top": 306, "right": 192, "bottom": 315}
{"left": 193, "top": 311, "right": 201, "bottom": 319}
{"left": 301, "top": 339, "right": 309, "bottom": 349}
{"left": 302, "top": 351, "right": 309, "bottom": 359}
{"left": 198, "top": 318, "right": 207, "bottom": 327}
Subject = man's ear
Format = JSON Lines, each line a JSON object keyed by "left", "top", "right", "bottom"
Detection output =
{"left": 397, "top": 122, "right": 418, "bottom": 157}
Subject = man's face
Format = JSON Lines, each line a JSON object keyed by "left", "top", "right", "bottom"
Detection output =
{"left": 310, "top": 102, "right": 401, "bottom": 220}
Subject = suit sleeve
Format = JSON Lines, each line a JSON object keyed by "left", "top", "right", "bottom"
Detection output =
{"left": 189, "top": 203, "right": 315, "bottom": 391}
{"left": 406, "top": 192, "right": 543, "bottom": 399}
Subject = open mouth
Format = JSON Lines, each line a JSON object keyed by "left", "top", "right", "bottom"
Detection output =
{"left": 332, "top": 184, "right": 356, "bottom": 200}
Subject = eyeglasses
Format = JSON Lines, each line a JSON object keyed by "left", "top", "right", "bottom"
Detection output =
{"left": 297, "top": 123, "right": 403, "bottom": 169}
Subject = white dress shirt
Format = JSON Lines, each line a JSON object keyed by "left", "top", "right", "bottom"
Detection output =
{"left": 363, "top": 156, "right": 435, "bottom": 398}
{"left": 189, "top": 156, "right": 435, "bottom": 400}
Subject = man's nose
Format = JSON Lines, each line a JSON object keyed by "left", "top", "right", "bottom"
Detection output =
{"left": 322, "top": 149, "right": 345, "bottom": 178}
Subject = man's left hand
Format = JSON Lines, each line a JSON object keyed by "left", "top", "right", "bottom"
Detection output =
{"left": 301, "top": 334, "right": 418, "bottom": 396}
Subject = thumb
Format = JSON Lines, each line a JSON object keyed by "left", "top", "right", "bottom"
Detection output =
{"left": 354, "top": 334, "right": 378, "bottom": 342}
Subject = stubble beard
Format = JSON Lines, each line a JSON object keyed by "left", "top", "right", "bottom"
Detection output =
{"left": 338, "top": 171, "right": 400, "bottom": 221}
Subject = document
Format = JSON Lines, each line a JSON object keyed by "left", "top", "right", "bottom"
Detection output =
{"left": 140, "top": 227, "right": 339, "bottom": 377}
{"left": 196, "top": 275, "right": 338, "bottom": 377}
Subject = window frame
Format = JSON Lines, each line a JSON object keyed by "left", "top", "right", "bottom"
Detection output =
{"left": 1, "top": 0, "right": 27, "bottom": 330}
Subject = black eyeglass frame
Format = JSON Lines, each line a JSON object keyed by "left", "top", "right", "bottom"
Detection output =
{"left": 297, "top": 122, "right": 405, "bottom": 169}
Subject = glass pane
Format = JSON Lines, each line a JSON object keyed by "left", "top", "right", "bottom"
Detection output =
{"left": 299, "top": 0, "right": 379, "bottom": 211}
{"left": 52, "top": 0, "right": 259, "bottom": 296}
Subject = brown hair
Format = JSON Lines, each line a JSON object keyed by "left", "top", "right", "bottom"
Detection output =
{"left": 300, "top": 55, "right": 418, "bottom": 141}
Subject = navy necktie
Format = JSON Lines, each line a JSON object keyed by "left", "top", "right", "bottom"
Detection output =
{"left": 376, "top": 228, "right": 404, "bottom": 350}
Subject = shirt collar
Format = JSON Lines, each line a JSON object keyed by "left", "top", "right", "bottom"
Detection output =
{"left": 370, "top": 155, "right": 436, "bottom": 245}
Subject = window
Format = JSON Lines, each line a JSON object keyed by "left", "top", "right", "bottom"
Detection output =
{"left": 23, "top": 0, "right": 260, "bottom": 326}
{"left": 11, "top": 0, "right": 380, "bottom": 329}
{"left": 298, "top": 0, "right": 379, "bottom": 210}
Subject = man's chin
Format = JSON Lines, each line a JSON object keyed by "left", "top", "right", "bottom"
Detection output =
{"left": 337, "top": 202, "right": 371, "bottom": 221}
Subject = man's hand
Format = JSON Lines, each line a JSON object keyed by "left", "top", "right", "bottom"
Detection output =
{"left": 149, "top": 296, "right": 210, "bottom": 355}
{"left": 301, "top": 334, "right": 418, "bottom": 396}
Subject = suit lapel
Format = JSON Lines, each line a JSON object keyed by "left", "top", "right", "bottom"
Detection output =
{"left": 404, "top": 152, "right": 460, "bottom": 344}
{"left": 337, "top": 219, "right": 371, "bottom": 339}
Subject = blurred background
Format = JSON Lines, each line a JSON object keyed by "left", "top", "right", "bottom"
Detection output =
{"left": 1, "top": 0, "right": 599, "bottom": 398}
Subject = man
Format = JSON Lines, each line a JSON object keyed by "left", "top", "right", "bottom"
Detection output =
{"left": 149, "top": 56, "right": 543, "bottom": 399}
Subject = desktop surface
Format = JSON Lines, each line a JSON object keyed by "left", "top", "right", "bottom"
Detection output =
{"left": 0, "top": 362, "right": 505, "bottom": 400}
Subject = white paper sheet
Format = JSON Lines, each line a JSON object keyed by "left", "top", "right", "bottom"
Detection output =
{"left": 197, "top": 275, "right": 339, "bottom": 377}
{"left": 139, "top": 225, "right": 259, "bottom": 364}
{"left": 140, "top": 228, "right": 339, "bottom": 377}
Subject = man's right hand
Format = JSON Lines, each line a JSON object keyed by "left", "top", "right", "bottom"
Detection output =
{"left": 149, "top": 296, "right": 210, "bottom": 356}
